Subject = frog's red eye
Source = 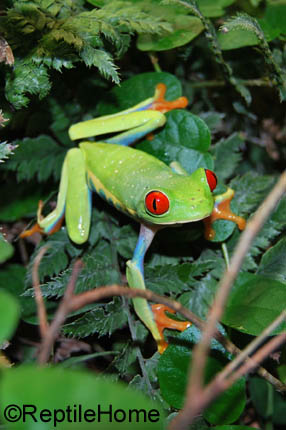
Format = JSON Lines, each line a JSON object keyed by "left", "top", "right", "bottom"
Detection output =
{"left": 145, "top": 191, "right": 169, "bottom": 215}
{"left": 205, "top": 169, "right": 217, "bottom": 192}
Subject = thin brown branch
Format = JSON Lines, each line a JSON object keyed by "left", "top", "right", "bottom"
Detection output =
{"left": 35, "top": 274, "right": 284, "bottom": 391}
{"left": 227, "top": 333, "right": 286, "bottom": 386}
{"left": 32, "top": 245, "right": 49, "bottom": 338}
{"left": 170, "top": 171, "right": 286, "bottom": 430}
{"left": 38, "top": 260, "right": 84, "bottom": 365}
{"left": 219, "top": 311, "right": 286, "bottom": 381}
{"left": 180, "top": 315, "right": 286, "bottom": 421}
{"left": 68, "top": 284, "right": 283, "bottom": 391}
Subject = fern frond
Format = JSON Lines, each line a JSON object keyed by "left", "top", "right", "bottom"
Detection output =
{"left": 80, "top": 46, "right": 120, "bottom": 83}
{"left": 220, "top": 13, "right": 286, "bottom": 100}
{"left": 5, "top": 60, "right": 51, "bottom": 109}
{"left": 0, "top": 143, "right": 18, "bottom": 163}
{"left": 4, "top": 135, "right": 66, "bottom": 181}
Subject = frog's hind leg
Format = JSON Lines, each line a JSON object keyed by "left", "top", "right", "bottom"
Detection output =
{"left": 69, "top": 110, "right": 166, "bottom": 147}
{"left": 21, "top": 148, "right": 92, "bottom": 245}
{"left": 126, "top": 223, "right": 191, "bottom": 354}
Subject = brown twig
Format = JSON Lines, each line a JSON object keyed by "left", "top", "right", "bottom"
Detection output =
{"left": 33, "top": 266, "right": 284, "bottom": 391}
{"left": 219, "top": 311, "right": 286, "bottom": 381}
{"left": 59, "top": 283, "right": 284, "bottom": 391}
{"left": 38, "top": 260, "right": 84, "bottom": 365}
{"left": 32, "top": 245, "right": 49, "bottom": 338}
{"left": 170, "top": 171, "right": 286, "bottom": 430}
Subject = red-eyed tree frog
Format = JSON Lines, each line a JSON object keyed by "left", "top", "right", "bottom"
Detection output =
{"left": 21, "top": 84, "right": 245, "bottom": 353}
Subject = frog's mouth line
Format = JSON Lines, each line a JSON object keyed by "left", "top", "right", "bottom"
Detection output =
{"left": 149, "top": 214, "right": 212, "bottom": 225}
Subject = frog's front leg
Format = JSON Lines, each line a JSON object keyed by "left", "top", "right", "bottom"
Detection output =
{"left": 21, "top": 148, "right": 92, "bottom": 244}
{"left": 126, "top": 223, "right": 190, "bottom": 354}
{"left": 69, "top": 83, "right": 188, "bottom": 144}
{"left": 204, "top": 188, "right": 246, "bottom": 240}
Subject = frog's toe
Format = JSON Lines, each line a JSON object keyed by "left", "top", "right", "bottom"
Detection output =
{"left": 151, "top": 303, "right": 191, "bottom": 353}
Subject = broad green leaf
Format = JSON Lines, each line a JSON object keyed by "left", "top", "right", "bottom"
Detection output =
{"left": 222, "top": 273, "right": 286, "bottom": 335}
{"left": 249, "top": 376, "right": 286, "bottom": 425}
{"left": 0, "top": 290, "right": 20, "bottom": 343}
{"left": 137, "top": 110, "right": 213, "bottom": 173}
{"left": 0, "top": 235, "right": 14, "bottom": 263}
{"left": 197, "top": 0, "right": 236, "bottom": 17}
{"left": 257, "top": 238, "right": 286, "bottom": 283}
{"left": 137, "top": 15, "right": 203, "bottom": 51}
{"left": 0, "top": 366, "right": 165, "bottom": 429}
{"left": 158, "top": 327, "right": 245, "bottom": 424}
{"left": 0, "top": 264, "right": 56, "bottom": 324}
{"left": 218, "top": 2, "right": 286, "bottom": 50}
{"left": 97, "top": 72, "right": 184, "bottom": 115}
{"left": 259, "top": 2, "right": 286, "bottom": 41}
{"left": 218, "top": 28, "right": 259, "bottom": 51}
{"left": 0, "top": 182, "right": 46, "bottom": 222}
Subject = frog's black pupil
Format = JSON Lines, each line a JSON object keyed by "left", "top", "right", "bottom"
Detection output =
{"left": 152, "top": 199, "right": 157, "bottom": 211}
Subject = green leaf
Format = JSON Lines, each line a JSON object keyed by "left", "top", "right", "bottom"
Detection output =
{"left": 227, "top": 176, "right": 286, "bottom": 270}
{"left": 33, "top": 240, "right": 120, "bottom": 299}
{"left": 180, "top": 275, "right": 219, "bottom": 320}
{"left": 137, "top": 110, "right": 213, "bottom": 173}
{"left": 0, "top": 290, "right": 20, "bottom": 343}
{"left": 158, "top": 327, "right": 246, "bottom": 424}
{"left": 63, "top": 298, "right": 128, "bottom": 338}
{"left": 97, "top": 71, "right": 184, "bottom": 115}
{"left": 0, "top": 264, "right": 54, "bottom": 324}
{"left": 0, "top": 234, "right": 14, "bottom": 264}
{"left": 0, "top": 366, "right": 165, "bottom": 429}
{"left": 4, "top": 135, "right": 67, "bottom": 182}
{"left": 0, "top": 183, "right": 45, "bottom": 222}
{"left": 197, "top": 0, "right": 236, "bottom": 18}
{"left": 259, "top": 2, "right": 286, "bottom": 41}
{"left": 25, "top": 230, "right": 82, "bottom": 285}
{"left": 222, "top": 273, "right": 286, "bottom": 335}
{"left": 218, "top": 27, "right": 259, "bottom": 51}
{"left": 137, "top": 15, "right": 203, "bottom": 51}
{"left": 197, "top": 0, "right": 235, "bottom": 18}
{"left": 145, "top": 261, "right": 215, "bottom": 296}
{"left": 249, "top": 376, "right": 286, "bottom": 426}
{"left": 80, "top": 47, "right": 120, "bottom": 84}
{"left": 5, "top": 61, "right": 51, "bottom": 109}
{"left": 218, "top": 3, "right": 286, "bottom": 50}
{"left": 212, "top": 133, "right": 244, "bottom": 182}
{"left": 257, "top": 238, "right": 286, "bottom": 283}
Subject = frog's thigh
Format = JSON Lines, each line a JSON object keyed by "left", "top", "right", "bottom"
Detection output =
{"left": 65, "top": 148, "right": 92, "bottom": 244}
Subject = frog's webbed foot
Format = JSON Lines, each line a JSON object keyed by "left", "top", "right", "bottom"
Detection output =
{"left": 151, "top": 304, "right": 191, "bottom": 353}
{"left": 204, "top": 188, "right": 246, "bottom": 241}
{"left": 151, "top": 83, "right": 188, "bottom": 113}
{"left": 20, "top": 200, "right": 64, "bottom": 239}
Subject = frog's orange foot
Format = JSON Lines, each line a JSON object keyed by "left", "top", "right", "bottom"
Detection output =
{"left": 151, "top": 304, "right": 191, "bottom": 353}
{"left": 20, "top": 222, "right": 44, "bottom": 238}
{"left": 151, "top": 83, "right": 188, "bottom": 114}
{"left": 204, "top": 188, "right": 246, "bottom": 241}
{"left": 20, "top": 200, "right": 65, "bottom": 239}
